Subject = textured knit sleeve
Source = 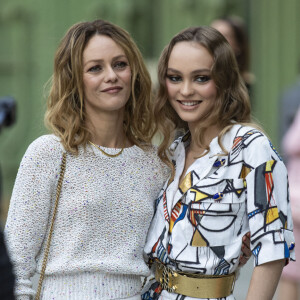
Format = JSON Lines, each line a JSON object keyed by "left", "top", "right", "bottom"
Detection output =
{"left": 4, "top": 135, "right": 63, "bottom": 300}
{"left": 244, "top": 134, "right": 295, "bottom": 267}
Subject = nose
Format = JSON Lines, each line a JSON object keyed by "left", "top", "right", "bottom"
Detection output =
{"left": 104, "top": 66, "right": 118, "bottom": 83}
{"left": 180, "top": 80, "right": 194, "bottom": 97}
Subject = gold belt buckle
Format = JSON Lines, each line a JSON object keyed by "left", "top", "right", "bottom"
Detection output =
{"left": 158, "top": 263, "right": 177, "bottom": 293}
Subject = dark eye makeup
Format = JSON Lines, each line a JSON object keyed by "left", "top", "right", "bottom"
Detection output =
{"left": 166, "top": 74, "right": 211, "bottom": 83}
{"left": 166, "top": 75, "right": 182, "bottom": 82}
{"left": 195, "top": 75, "right": 211, "bottom": 83}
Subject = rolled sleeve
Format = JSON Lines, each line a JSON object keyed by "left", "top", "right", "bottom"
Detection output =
{"left": 246, "top": 159, "right": 295, "bottom": 266}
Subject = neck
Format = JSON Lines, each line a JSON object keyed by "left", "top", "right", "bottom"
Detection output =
{"left": 86, "top": 110, "right": 127, "bottom": 148}
{"left": 188, "top": 123, "right": 221, "bottom": 152}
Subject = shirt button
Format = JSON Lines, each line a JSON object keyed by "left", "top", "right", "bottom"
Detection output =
{"left": 289, "top": 242, "right": 295, "bottom": 251}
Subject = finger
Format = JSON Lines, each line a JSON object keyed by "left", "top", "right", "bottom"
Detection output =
{"left": 242, "top": 243, "right": 250, "bottom": 254}
{"left": 242, "top": 243, "right": 252, "bottom": 256}
{"left": 242, "top": 232, "right": 250, "bottom": 242}
{"left": 243, "top": 248, "right": 252, "bottom": 258}
{"left": 242, "top": 244, "right": 252, "bottom": 257}
{"left": 242, "top": 233, "right": 251, "bottom": 249}
{"left": 239, "top": 255, "right": 247, "bottom": 266}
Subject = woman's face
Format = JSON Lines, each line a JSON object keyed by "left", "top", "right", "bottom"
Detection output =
{"left": 166, "top": 41, "right": 218, "bottom": 128}
{"left": 82, "top": 34, "right": 131, "bottom": 117}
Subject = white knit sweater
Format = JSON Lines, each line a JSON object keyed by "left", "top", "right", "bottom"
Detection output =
{"left": 5, "top": 135, "right": 168, "bottom": 300}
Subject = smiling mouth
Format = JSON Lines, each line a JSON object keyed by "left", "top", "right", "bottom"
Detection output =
{"left": 178, "top": 100, "right": 202, "bottom": 106}
{"left": 101, "top": 86, "right": 123, "bottom": 93}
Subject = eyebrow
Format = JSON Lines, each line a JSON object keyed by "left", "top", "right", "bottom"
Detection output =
{"left": 167, "top": 67, "right": 211, "bottom": 74}
{"left": 84, "top": 55, "right": 128, "bottom": 67}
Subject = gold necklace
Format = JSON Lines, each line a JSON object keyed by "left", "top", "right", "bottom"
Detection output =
{"left": 89, "top": 141, "right": 124, "bottom": 158}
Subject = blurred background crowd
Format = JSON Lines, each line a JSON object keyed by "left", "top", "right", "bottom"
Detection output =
{"left": 1, "top": 0, "right": 300, "bottom": 298}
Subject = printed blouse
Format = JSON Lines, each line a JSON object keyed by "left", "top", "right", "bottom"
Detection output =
{"left": 143, "top": 124, "right": 295, "bottom": 300}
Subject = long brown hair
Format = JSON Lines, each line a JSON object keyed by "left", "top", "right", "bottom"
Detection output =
{"left": 154, "top": 26, "right": 252, "bottom": 172}
{"left": 45, "top": 19, "right": 153, "bottom": 153}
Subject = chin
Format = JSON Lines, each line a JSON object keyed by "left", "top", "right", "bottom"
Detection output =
{"left": 177, "top": 114, "right": 204, "bottom": 124}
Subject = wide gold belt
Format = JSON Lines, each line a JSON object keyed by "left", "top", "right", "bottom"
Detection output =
{"left": 155, "top": 262, "right": 236, "bottom": 298}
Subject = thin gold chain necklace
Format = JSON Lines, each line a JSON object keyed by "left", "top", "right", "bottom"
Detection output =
{"left": 89, "top": 141, "right": 124, "bottom": 158}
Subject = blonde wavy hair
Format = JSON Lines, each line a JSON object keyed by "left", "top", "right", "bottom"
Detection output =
{"left": 45, "top": 19, "right": 153, "bottom": 154}
{"left": 153, "top": 26, "right": 254, "bottom": 173}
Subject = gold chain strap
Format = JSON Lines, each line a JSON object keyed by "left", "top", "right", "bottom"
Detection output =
{"left": 35, "top": 152, "right": 67, "bottom": 300}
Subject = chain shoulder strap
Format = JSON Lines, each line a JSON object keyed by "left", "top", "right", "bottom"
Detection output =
{"left": 35, "top": 152, "right": 67, "bottom": 300}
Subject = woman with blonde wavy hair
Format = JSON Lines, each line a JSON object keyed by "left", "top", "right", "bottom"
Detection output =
{"left": 4, "top": 19, "right": 168, "bottom": 300}
{"left": 143, "top": 26, "right": 295, "bottom": 299}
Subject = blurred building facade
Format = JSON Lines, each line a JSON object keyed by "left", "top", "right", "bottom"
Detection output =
{"left": 0, "top": 0, "right": 300, "bottom": 214}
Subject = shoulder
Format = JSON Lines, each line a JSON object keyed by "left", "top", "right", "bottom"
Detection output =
{"left": 24, "top": 134, "right": 64, "bottom": 160}
{"left": 143, "top": 144, "right": 159, "bottom": 155}
{"left": 142, "top": 144, "right": 163, "bottom": 164}
{"left": 141, "top": 144, "right": 171, "bottom": 178}
{"left": 14, "top": 135, "right": 65, "bottom": 178}
{"left": 228, "top": 124, "right": 283, "bottom": 168}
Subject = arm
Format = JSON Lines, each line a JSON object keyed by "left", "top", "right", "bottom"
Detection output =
{"left": 242, "top": 132, "right": 295, "bottom": 297}
{"left": 4, "top": 137, "right": 60, "bottom": 300}
{"left": 246, "top": 259, "right": 285, "bottom": 300}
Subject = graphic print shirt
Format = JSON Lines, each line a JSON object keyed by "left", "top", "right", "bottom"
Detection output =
{"left": 143, "top": 124, "right": 295, "bottom": 300}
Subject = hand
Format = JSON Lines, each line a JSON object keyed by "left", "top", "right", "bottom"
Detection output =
{"left": 239, "top": 232, "right": 251, "bottom": 266}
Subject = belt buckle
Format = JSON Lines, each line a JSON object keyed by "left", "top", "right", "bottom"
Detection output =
{"left": 159, "top": 263, "right": 177, "bottom": 293}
